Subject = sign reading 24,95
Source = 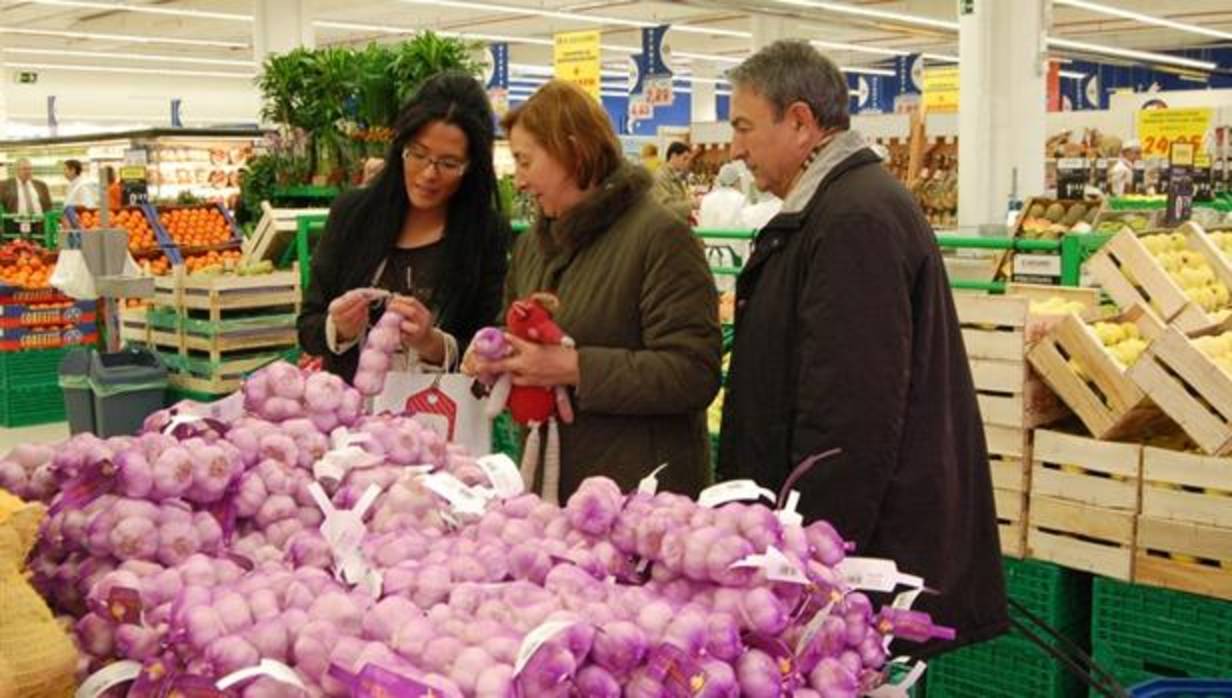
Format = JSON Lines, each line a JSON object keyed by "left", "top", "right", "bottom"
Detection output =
{"left": 1137, "top": 107, "right": 1212, "bottom": 158}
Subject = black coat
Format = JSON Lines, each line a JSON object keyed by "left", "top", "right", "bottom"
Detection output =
{"left": 718, "top": 148, "right": 1008, "bottom": 656}
{"left": 297, "top": 189, "right": 509, "bottom": 383}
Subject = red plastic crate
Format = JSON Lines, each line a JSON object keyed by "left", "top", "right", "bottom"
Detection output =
{"left": 0, "top": 323, "right": 98, "bottom": 351}
{"left": 0, "top": 300, "right": 97, "bottom": 329}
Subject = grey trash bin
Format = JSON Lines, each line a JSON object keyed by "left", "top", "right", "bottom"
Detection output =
{"left": 89, "top": 348, "right": 168, "bottom": 437}
{"left": 58, "top": 347, "right": 96, "bottom": 435}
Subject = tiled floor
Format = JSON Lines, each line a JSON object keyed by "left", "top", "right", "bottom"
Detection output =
{"left": 0, "top": 421, "right": 70, "bottom": 452}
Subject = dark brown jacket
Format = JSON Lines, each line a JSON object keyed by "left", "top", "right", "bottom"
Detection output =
{"left": 507, "top": 165, "right": 721, "bottom": 498}
{"left": 0, "top": 178, "right": 52, "bottom": 214}
{"left": 718, "top": 146, "right": 1008, "bottom": 657}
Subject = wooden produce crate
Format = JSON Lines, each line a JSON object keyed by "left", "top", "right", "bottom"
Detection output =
{"left": 1086, "top": 223, "right": 1232, "bottom": 333}
{"left": 1027, "top": 429, "right": 1142, "bottom": 581}
{"left": 154, "top": 266, "right": 301, "bottom": 317}
{"left": 956, "top": 287, "right": 1098, "bottom": 430}
{"left": 1134, "top": 446, "right": 1232, "bottom": 600}
{"left": 995, "top": 480, "right": 1029, "bottom": 559}
{"left": 144, "top": 267, "right": 302, "bottom": 393}
{"left": 1128, "top": 326, "right": 1232, "bottom": 456}
{"left": 1027, "top": 304, "right": 1169, "bottom": 440}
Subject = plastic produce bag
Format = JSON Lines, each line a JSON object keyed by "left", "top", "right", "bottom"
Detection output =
{"left": 48, "top": 248, "right": 97, "bottom": 300}
{"left": 0, "top": 490, "right": 78, "bottom": 698}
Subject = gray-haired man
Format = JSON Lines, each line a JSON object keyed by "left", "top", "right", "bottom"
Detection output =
{"left": 716, "top": 40, "right": 1008, "bottom": 657}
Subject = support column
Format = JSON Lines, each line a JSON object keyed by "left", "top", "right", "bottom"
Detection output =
{"left": 751, "top": 15, "right": 789, "bottom": 53}
{"left": 691, "top": 62, "right": 718, "bottom": 124}
{"left": 254, "top": 0, "right": 314, "bottom": 64}
{"left": 0, "top": 62, "right": 8, "bottom": 141}
{"left": 958, "top": 0, "right": 1048, "bottom": 228}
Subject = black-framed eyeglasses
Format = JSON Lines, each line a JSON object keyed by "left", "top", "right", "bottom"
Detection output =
{"left": 403, "top": 145, "right": 468, "bottom": 177}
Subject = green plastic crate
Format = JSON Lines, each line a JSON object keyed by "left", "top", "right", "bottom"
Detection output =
{"left": 1, "top": 382, "right": 67, "bottom": 426}
{"left": 1089, "top": 648, "right": 1160, "bottom": 698}
{"left": 1092, "top": 578, "right": 1232, "bottom": 680}
{"left": 927, "top": 634, "right": 1084, "bottom": 698}
{"left": 0, "top": 347, "right": 71, "bottom": 388}
{"left": 492, "top": 412, "right": 522, "bottom": 462}
{"left": 1004, "top": 558, "right": 1091, "bottom": 643}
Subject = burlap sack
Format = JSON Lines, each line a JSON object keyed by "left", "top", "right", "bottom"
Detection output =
{"left": 0, "top": 490, "right": 77, "bottom": 698}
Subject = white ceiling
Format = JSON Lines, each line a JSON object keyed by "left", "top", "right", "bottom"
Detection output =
{"left": 1, "top": 0, "right": 1230, "bottom": 82}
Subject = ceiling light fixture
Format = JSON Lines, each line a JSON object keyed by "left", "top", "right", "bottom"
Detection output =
{"left": 1054, "top": 0, "right": 1232, "bottom": 42}
{"left": 775, "top": 0, "right": 959, "bottom": 32}
{"left": 398, "top": 0, "right": 750, "bottom": 38}
{"left": 4, "top": 61, "right": 255, "bottom": 79}
{"left": 313, "top": 20, "right": 558, "bottom": 47}
{"left": 1046, "top": 36, "right": 1216, "bottom": 71}
{"left": 23, "top": 0, "right": 250, "bottom": 22}
{"left": 840, "top": 66, "right": 895, "bottom": 76}
{"left": 0, "top": 26, "right": 248, "bottom": 48}
{"left": 2, "top": 47, "right": 255, "bottom": 67}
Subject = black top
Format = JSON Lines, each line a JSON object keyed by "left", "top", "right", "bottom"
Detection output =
{"left": 718, "top": 148, "right": 1009, "bottom": 658}
{"left": 377, "top": 239, "right": 446, "bottom": 306}
{"left": 297, "top": 189, "right": 510, "bottom": 383}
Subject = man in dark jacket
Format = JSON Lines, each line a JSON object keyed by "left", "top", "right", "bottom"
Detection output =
{"left": 717, "top": 40, "right": 1008, "bottom": 657}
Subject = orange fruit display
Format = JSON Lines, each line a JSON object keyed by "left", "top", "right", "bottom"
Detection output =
{"left": 140, "top": 255, "right": 172, "bottom": 277}
{"left": 158, "top": 206, "right": 234, "bottom": 249}
{"left": 73, "top": 208, "right": 159, "bottom": 253}
{"left": 0, "top": 240, "right": 54, "bottom": 289}
{"left": 183, "top": 248, "right": 242, "bottom": 275}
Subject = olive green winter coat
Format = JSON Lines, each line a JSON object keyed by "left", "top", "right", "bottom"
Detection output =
{"left": 507, "top": 164, "right": 721, "bottom": 498}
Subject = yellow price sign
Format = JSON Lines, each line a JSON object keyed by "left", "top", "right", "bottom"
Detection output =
{"left": 922, "top": 66, "right": 959, "bottom": 113}
{"left": 553, "top": 30, "right": 601, "bottom": 101}
{"left": 1137, "top": 107, "right": 1211, "bottom": 158}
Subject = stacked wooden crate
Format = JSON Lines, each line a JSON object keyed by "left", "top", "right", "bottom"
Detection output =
{"left": 953, "top": 285, "right": 1097, "bottom": 557}
{"left": 1027, "top": 430, "right": 1141, "bottom": 581}
{"left": 122, "top": 266, "right": 300, "bottom": 396}
{"left": 1021, "top": 220, "right": 1232, "bottom": 601}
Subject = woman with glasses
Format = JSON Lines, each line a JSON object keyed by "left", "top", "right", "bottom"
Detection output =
{"left": 298, "top": 71, "right": 509, "bottom": 382}
{"left": 467, "top": 81, "right": 721, "bottom": 501}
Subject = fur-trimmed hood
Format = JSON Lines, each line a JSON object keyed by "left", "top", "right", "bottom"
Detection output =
{"left": 533, "top": 164, "right": 653, "bottom": 257}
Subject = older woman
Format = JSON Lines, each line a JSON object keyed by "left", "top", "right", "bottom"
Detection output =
{"left": 476, "top": 81, "right": 721, "bottom": 500}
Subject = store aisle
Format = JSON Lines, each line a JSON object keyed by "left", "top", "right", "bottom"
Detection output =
{"left": 0, "top": 422, "right": 68, "bottom": 451}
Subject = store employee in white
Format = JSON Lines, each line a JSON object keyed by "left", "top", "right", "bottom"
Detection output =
{"left": 62, "top": 159, "right": 98, "bottom": 209}
{"left": 1107, "top": 139, "right": 1140, "bottom": 197}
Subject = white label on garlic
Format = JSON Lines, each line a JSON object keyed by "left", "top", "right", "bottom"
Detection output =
{"left": 729, "top": 545, "right": 810, "bottom": 585}
{"left": 217, "top": 659, "right": 307, "bottom": 691}
{"left": 313, "top": 447, "right": 382, "bottom": 484}
{"left": 421, "top": 472, "right": 488, "bottom": 516}
{"left": 209, "top": 391, "right": 246, "bottom": 422}
{"left": 330, "top": 427, "right": 374, "bottom": 451}
{"left": 776, "top": 489, "right": 803, "bottom": 527}
{"left": 513, "top": 619, "right": 576, "bottom": 676}
{"left": 698, "top": 479, "right": 776, "bottom": 508}
{"left": 477, "top": 453, "right": 524, "bottom": 498}
{"left": 836, "top": 558, "right": 924, "bottom": 593}
{"left": 893, "top": 588, "right": 923, "bottom": 611}
{"left": 161, "top": 412, "right": 203, "bottom": 434}
{"left": 314, "top": 483, "right": 380, "bottom": 562}
{"left": 77, "top": 660, "right": 142, "bottom": 698}
{"left": 638, "top": 463, "right": 669, "bottom": 495}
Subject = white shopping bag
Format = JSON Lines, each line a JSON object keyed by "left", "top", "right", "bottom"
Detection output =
{"left": 49, "top": 248, "right": 97, "bottom": 300}
{"left": 373, "top": 371, "right": 492, "bottom": 456}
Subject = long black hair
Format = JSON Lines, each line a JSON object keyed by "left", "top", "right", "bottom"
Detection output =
{"left": 334, "top": 70, "right": 503, "bottom": 324}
